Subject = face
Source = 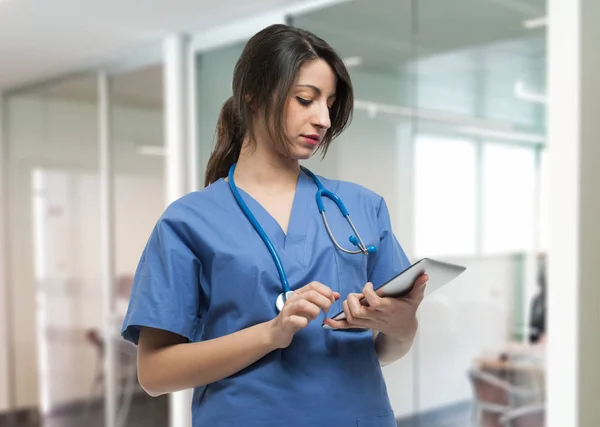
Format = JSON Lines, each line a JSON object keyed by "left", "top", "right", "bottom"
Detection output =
{"left": 284, "top": 59, "right": 337, "bottom": 159}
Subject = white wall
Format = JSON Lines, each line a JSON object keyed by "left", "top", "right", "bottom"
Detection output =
{"left": 547, "top": 1, "right": 600, "bottom": 425}
{"left": 4, "top": 94, "right": 165, "bottom": 409}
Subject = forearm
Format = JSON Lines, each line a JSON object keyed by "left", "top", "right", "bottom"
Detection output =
{"left": 139, "top": 321, "right": 277, "bottom": 396}
{"left": 373, "top": 330, "right": 416, "bottom": 366}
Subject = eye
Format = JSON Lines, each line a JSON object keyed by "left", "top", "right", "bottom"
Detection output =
{"left": 296, "top": 96, "right": 312, "bottom": 106}
{"left": 327, "top": 99, "right": 336, "bottom": 111}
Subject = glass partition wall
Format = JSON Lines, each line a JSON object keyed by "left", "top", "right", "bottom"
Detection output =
{"left": 5, "top": 73, "right": 103, "bottom": 419}
{"left": 4, "top": 60, "right": 169, "bottom": 427}
{"left": 288, "top": 0, "right": 547, "bottom": 424}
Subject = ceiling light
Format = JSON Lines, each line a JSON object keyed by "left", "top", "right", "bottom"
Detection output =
{"left": 523, "top": 16, "right": 547, "bottom": 29}
{"left": 514, "top": 80, "right": 547, "bottom": 104}
{"left": 353, "top": 99, "right": 515, "bottom": 131}
{"left": 137, "top": 145, "right": 165, "bottom": 156}
{"left": 457, "top": 126, "right": 545, "bottom": 144}
{"left": 343, "top": 56, "right": 363, "bottom": 67}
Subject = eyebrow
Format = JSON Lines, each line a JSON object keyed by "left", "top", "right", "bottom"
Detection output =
{"left": 296, "top": 84, "right": 336, "bottom": 98}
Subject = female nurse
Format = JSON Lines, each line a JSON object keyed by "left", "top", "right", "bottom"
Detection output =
{"left": 121, "top": 23, "right": 428, "bottom": 427}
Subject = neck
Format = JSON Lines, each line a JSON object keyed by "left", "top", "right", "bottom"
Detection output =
{"left": 234, "top": 136, "right": 300, "bottom": 190}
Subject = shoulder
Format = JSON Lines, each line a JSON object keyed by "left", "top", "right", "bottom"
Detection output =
{"left": 156, "top": 179, "right": 230, "bottom": 229}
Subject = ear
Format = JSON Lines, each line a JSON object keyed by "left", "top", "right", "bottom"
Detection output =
{"left": 244, "top": 93, "right": 257, "bottom": 110}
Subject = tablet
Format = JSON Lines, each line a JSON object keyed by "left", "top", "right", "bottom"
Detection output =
{"left": 322, "top": 258, "right": 466, "bottom": 329}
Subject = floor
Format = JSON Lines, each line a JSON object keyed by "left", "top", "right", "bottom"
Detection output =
{"left": 7, "top": 324, "right": 477, "bottom": 427}
{"left": 11, "top": 396, "right": 472, "bottom": 427}
{"left": 397, "top": 401, "right": 475, "bottom": 427}
{"left": 45, "top": 393, "right": 168, "bottom": 427}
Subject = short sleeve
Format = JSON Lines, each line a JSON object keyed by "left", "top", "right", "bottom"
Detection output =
{"left": 367, "top": 197, "right": 411, "bottom": 286}
{"left": 121, "top": 213, "right": 202, "bottom": 345}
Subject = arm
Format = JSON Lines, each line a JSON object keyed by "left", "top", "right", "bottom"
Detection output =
{"left": 138, "top": 322, "right": 277, "bottom": 397}
{"left": 324, "top": 278, "right": 426, "bottom": 365}
{"left": 138, "top": 282, "right": 340, "bottom": 397}
{"left": 372, "top": 276, "right": 424, "bottom": 365}
{"left": 323, "top": 197, "right": 425, "bottom": 365}
{"left": 373, "top": 328, "right": 416, "bottom": 366}
{"left": 368, "top": 197, "right": 418, "bottom": 365}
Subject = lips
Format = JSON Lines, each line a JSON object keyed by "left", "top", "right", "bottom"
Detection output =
{"left": 301, "top": 134, "right": 320, "bottom": 146}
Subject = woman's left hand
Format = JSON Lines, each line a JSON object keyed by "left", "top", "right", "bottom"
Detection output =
{"left": 323, "top": 274, "right": 428, "bottom": 340}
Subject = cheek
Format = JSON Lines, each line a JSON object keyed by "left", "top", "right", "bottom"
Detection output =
{"left": 285, "top": 102, "right": 305, "bottom": 134}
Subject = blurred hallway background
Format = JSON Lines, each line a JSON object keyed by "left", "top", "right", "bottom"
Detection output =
{"left": 1, "top": 1, "right": 597, "bottom": 427}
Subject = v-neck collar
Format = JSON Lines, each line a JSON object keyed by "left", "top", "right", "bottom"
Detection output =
{"left": 227, "top": 169, "right": 314, "bottom": 251}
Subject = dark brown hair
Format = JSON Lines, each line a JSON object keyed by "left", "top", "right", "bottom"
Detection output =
{"left": 204, "top": 24, "right": 354, "bottom": 186}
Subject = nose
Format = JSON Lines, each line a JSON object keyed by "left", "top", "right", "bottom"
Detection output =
{"left": 312, "top": 102, "right": 331, "bottom": 130}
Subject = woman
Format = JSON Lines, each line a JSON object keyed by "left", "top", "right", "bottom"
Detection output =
{"left": 121, "top": 24, "right": 427, "bottom": 426}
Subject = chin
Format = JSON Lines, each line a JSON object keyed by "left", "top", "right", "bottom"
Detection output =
{"left": 291, "top": 145, "right": 318, "bottom": 160}
{"left": 294, "top": 151, "right": 316, "bottom": 161}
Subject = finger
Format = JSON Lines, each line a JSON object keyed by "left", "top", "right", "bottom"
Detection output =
{"left": 346, "top": 293, "right": 369, "bottom": 320}
{"left": 362, "top": 282, "right": 386, "bottom": 310}
{"left": 415, "top": 273, "right": 429, "bottom": 287}
{"left": 299, "top": 290, "right": 335, "bottom": 313}
{"left": 323, "top": 317, "right": 371, "bottom": 330}
{"left": 342, "top": 300, "right": 355, "bottom": 324}
{"left": 323, "top": 297, "right": 371, "bottom": 329}
{"left": 285, "top": 315, "right": 309, "bottom": 331}
{"left": 323, "top": 318, "right": 351, "bottom": 329}
{"left": 287, "top": 299, "right": 321, "bottom": 321}
{"left": 296, "top": 282, "right": 338, "bottom": 302}
{"left": 407, "top": 273, "right": 428, "bottom": 301}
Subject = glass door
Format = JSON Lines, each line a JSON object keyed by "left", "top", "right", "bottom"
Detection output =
{"left": 5, "top": 72, "right": 103, "bottom": 421}
{"left": 105, "top": 62, "right": 168, "bottom": 427}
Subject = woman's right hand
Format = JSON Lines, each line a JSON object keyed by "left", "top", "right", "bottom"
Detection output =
{"left": 267, "top": 282, "right": 340, "bottom": 349}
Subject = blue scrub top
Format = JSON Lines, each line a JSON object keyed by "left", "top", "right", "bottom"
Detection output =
{"left": 122, "top": 169, "right": 411, "bottom": 427}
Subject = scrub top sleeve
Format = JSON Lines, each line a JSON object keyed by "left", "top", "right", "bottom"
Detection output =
{"left": 367, "top": 197, "right": 411, "bottom": 287}
{"left": 121, "top": 215, "right": 202, "bottom": 346}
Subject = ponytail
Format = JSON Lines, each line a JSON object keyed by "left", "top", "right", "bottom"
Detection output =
{"left": 204, "top": 97, "right": 243, "bottom": 187}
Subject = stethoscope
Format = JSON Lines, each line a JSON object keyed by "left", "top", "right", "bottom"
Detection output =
{"left": 227, "top": 163, "right": 377, "bottom": 312}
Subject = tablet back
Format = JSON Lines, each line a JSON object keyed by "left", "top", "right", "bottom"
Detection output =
{"left": 375, "top": 258, "right": 467, "bottom": 299}
{"left": 324, "top": 257, "right": 466, "bottom": 325}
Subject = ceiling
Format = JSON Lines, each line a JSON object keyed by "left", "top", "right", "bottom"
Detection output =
{"left": 31, "top": 65, "right": 164, "bottom": 109}
{"left": 2, "top": 0, "right": 548, "bottom": 125}
{"left": 0, "top": 0, "right": 318, "bottom": 91}
{"left": 294, "top": 0, "right": 546, "bottom": 75}
{"left": 292, "top": 0, "right": 547, "bottom": 131}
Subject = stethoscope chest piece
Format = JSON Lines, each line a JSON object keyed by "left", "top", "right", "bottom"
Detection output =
{"left": 275, "top": 291, "right": 295, "bottom": 312}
